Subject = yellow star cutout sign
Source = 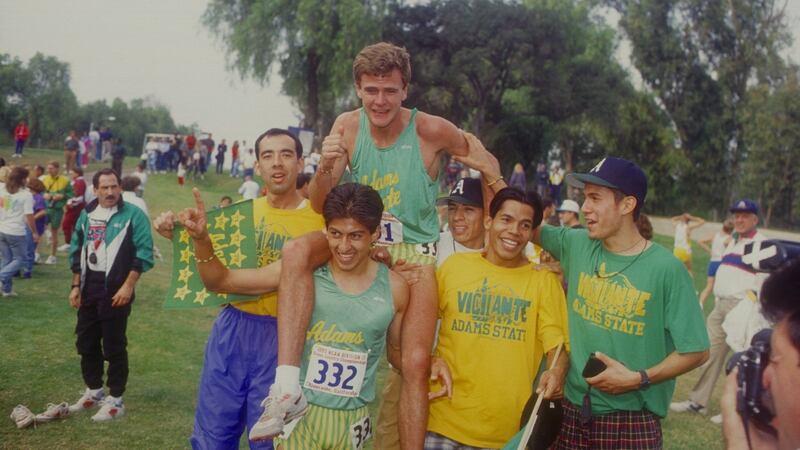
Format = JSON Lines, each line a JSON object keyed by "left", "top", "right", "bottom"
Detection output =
{"left": 179, "top": 229, "right": 190, "bottom": 244}
{"left": 229, "top": 210, "right": 245, "bottom": 228}
{"left": 174, "top": 284, "right": 192, "bottom": 301}
{"left": 228, "top": 249, "right": 246, "bottom": 267}
{"left": 214, "top": 213, "right": 229, "bottom": 230}
{"left": 193, "top": 288, "right": 210, "bottom": 305}
{"left": 178, "top": 266, "right": 194, "bottom": 284}
{"left": 180, "top": 247, "right": 193, "bottom": 264}
{"left": 228, "top": 230, "right": 245, "bottom": 247}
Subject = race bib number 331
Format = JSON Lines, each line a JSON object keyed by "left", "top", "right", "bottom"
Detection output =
{"left": 303, "top": 344, "right": 368, "bottom": 398}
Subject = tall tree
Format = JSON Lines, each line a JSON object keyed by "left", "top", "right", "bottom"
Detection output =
{"left": 604, "top": 0, "right": 790, "bottom": 213}
{"left": 203, "top": 0, "right": 387, "bottom": 133}
{"left": 25, "top": 53, "right": 79, "bottom": 145}
{"left": 739, "top": 70, "right": 800, "bottom": 227}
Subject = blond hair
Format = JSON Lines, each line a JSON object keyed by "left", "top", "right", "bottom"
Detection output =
{"left": 353, "top": 42, "right": 411, "bottom": 87}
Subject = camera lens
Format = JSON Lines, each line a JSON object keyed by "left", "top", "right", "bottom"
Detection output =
{"left": 89, "top": 253, "right": 97, "bottom": 264}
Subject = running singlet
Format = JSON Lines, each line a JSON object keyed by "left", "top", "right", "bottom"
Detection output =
{"left": 232, "top": 198, "right": 324, "bottom": 316}
{"left": 300, "top": 263, "right": 395, "bottom": 410}
{"left": 350, "top": 108, "right": 439, "bottom": 244}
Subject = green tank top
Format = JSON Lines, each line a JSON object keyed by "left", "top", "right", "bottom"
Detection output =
{"left": 300, "top": 263, "right": 395, "bottom": 410}
{"left": 351, "top": 108, "right": 440, "bottom": 244}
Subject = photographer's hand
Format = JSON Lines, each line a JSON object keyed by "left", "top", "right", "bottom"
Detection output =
{"left": 722, "top": 368, "right": 777, "bottom": 450}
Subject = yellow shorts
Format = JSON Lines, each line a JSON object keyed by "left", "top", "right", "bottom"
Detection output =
{"left": 276, "top": 403, "right": 372, "bottom": 450}
{"left": 383, "top": 242, "right": 437, "bottom": 266}
{"left": 673, "top": 247, "right": 691, "bottom": 263}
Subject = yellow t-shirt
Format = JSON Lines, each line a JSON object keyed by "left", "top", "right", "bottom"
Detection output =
{"left": 232, "top": 198, "right": 324, "bottom": 316}
{"left": 428, "top": 252, "right": 568, "bottom": 448}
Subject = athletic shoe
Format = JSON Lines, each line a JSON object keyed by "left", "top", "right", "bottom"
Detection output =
{"left": 44, "top": 256, "right": 57, "bottom": 265}
{"left": 710, "top": 414, "right": 723, "bottom": 424}
{"left": 669, "top": 400, "right": 707, "bottom": 415}
{"left": 2, "top": 291, "right": 18, "bottom": 297}
{"left": 69, "top": 388, "right": 105, "bottom": 413}
{"left": 248, "top": 386, "right": 308, "bottom": 441}
{"left": 34, "top": 402, "right": 70, "bottom": 423}
{"left": 57, "top": 244, "right": 71, "bottom": 252}
{"left": 10, "top": 405, "right": 35, "bottom": 429}
{"left": 91, "top": 396, "right": 124, "bottom": 422}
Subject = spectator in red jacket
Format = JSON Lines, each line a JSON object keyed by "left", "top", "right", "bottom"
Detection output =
{"left": 61, "top": 167, "right": 87, "bottom": 251}
{"left": 13, "top": 120, "right": 30, "bottom": 158}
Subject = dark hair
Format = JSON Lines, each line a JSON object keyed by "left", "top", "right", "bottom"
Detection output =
{"left": 760, "top": 258, "right": 800, "bottom": 353}
{"left": 71, "top": 166, "right": 83, "bottom": 176}
{"left": 27, "top": 177, "right": 45, "bottom": 194}
{"left": 296, "top": 172, "right": 311, "bottom": 189}
{"left": 220, "top": 195, "right": 232, "bottom": 203}
{"left": 6, "top": 167, "right": 29, "bottom": 192}
{"left": 121, "top": 176, "right": 140, "bottom": 192}
{"left": 254, "top": 128, "right": 303, "bottom": 160}
{"left": 541, "top": 197, "right": 555, "bottom": 209}
{"left": 93, "top": 168, "right": 121, "bottom": 188}
{"left": 489, "top": 187, "right": 544, "bottom": 228}
{"left": 34, "top": 164, "right": 45, "bottom": 174}
{"left": 322, "top": 183, "right": 384, "bottom": 233}
{"left": 636, "top": 214, "right": 654, "bottom": 240}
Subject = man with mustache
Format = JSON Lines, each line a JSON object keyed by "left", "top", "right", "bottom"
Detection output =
{"left": 66, "top": 168, "right": 154, "bottom": 422}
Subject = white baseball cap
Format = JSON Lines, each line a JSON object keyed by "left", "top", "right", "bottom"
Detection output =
{"left": 557, "top": 199, "right": 580, "bottom": 214}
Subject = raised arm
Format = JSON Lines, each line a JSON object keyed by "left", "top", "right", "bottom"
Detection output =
{"left": 687, "top": 214, "right": 706, "bottom": 231}
{"left": 179, "top": 188, "right": 281, "bottom": 295}
{"left": 309, "top": 113, "right": 353, "bottom": 212}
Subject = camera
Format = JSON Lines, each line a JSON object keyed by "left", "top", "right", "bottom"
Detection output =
{"left": 725, "top": 329, "right": 775, "bottom": 431}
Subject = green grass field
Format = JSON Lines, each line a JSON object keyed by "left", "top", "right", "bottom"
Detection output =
{"left": 0, "top": 146, "right": 726, "bottom": 449}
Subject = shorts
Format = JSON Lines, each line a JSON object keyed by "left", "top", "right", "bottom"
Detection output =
{"left": 673, "top": 247, "right": 691, "bottom": 263}
{"left": 707, "top": 260, "right": 722, "bottom": 277}
{"left": 276, "top": 403, "right": 372, "bottom": 450}
{"left": 384, "top": 242, "right": 437, "bottom": 266}
{"left": 47, "top": 208, "right": 64, "bottom": 228}
{"left": 424, "top": 432, "right": 493, "bottom": 450}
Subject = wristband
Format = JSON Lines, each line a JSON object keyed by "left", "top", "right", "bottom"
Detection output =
{"left": 487, "top": 176, "right": 504, "bottom": 187}
{"left": 195, "top": 253, "right": 217, "bottom": 264}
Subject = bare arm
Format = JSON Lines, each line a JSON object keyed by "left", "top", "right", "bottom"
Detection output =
{"left": 587, "top": 349, "right": 709, "bottom": 395}
{"left": 309, "top": 113, "right": 353, "bottom": 212}
{"left": 25, "top": 213, "right": 38, "bottom": 242}
{"left": 537, "top": 345, "right": 570, "bottom": 399}
{"left": 178, "top": 188, "right": 282, "bottom": 295}
{"left": 386, "top": 270, "right": 410, "bottom": 369}
{"left": 687, "top": 214, "right": 706, "bottom": 231}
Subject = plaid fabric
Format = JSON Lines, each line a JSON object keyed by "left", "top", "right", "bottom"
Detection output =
{"left": 424, "top": 432, "right": 495, "bottom": 450}
{"left": 552, "top": 401, "right": 662, "bottom": 450}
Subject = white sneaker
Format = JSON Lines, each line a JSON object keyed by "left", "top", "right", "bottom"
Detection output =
{"left": 57, "top": 243, "right": 71, "bottom": 252}
{"left": 710, "top": 414, "right": 723, "bottom": 424}
{"left": 69, "top": 388, "right": 105, "bottom": 413}
{"left": 44, "top": 256, "right": 57, "bottom": 265}
{"left": 248, "top": 386, "right": 308, "bottom": 441}
{"left": 91, "top": 396, "right": 124, "bottom": 422}
{"left": 34, "top": 253, "right": 40, "bottom": 264}
{"left": 34, "top": 402, "right": 70, "bottom": 423}
{"left": 10, "top": 405, "right": 35, "bottom": 429}
{"left": 2, "top": 291, "right": 18, "bottom": 297}
{"left": 669, "top": 400, "right": 707, "bottom": 415}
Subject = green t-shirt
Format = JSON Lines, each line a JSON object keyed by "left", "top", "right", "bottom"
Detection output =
{"left": 540, "top": 225, "right": 709, "bottom": 417}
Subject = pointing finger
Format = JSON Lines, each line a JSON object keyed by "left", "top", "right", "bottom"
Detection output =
{"left": 192, "top": 188, "right": 206, "bottom": 214}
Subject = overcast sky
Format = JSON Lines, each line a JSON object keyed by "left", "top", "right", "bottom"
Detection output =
{"left": 2, "top": 0, "right": 800, "bottom": 145}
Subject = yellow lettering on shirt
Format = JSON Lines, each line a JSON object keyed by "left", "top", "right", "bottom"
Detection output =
{"left": 575, "top": 271, "right": 651, "bottom": 336}
{"left": 306, "top": 320, "right": 365, "bottom": 345}
{"left": 360, "top": 170, "right": 402, "bottom": 211}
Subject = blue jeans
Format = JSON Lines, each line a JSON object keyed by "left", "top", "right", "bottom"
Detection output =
{"left": 230, "top": 160, "right": 240, "bottom": 177}
{"left": 0, "top": 232, "right": 27, "bottom": 293}
{"left": 23, "top": 227, "right": 35, "bottom": 276}
{"left": 15, "top": 139, "right": 25, "bottom": 155}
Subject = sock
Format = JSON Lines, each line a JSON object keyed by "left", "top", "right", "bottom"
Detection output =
{"left": 274, "top": 365, "right": 301, "bottom": 395}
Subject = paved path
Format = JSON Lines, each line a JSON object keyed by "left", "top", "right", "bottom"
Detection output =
{"left": 649, "top": 216, "right": 800, "bottom": 242}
